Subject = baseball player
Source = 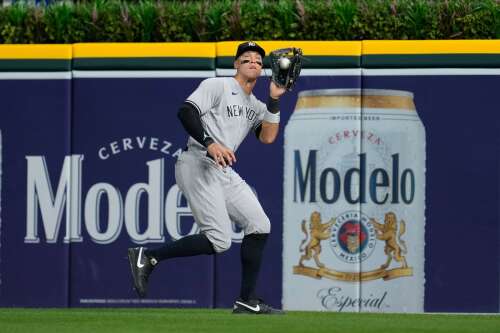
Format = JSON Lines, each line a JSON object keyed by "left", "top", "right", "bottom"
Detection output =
{"left": 128, "top": 41, "right": 285, "bottom": 315}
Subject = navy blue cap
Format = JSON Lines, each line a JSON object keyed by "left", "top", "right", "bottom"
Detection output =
{"left": 235, "top": 41, "right": 266, "bottom": 60}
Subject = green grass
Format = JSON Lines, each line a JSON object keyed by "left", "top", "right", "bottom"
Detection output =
{"left": 0, "top": 308, "right": 499, "bottom": 333}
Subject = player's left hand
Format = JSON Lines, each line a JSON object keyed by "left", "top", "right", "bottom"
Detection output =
{"left": 270, "top": 81, "right": 286, "bottom": 99}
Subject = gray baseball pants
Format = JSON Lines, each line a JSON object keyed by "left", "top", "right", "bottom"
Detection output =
{"left": 175, "top": 149, "right": 271, "bottom": 253}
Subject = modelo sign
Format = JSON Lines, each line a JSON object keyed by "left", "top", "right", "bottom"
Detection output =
{"left": 24, "top": 144, "right": 244, "bottom": 245}
{"left": 283, "top": 89, "right": 426, "bottom": 313}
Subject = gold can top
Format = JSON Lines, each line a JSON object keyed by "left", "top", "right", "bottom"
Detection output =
{"left": 295, "top": 89, "right": 415, "bottom": 111}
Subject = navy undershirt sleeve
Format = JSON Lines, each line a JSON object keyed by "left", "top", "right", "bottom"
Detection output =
{"left": 177, "top": 102, "right": 214, "bottom": 147}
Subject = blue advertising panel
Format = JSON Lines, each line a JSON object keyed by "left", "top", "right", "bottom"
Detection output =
{"left": 0, "top": 73, "right": 71, "bottom": 306}
{"left": 0, "top": 68, "right": 499, "bottom": 313}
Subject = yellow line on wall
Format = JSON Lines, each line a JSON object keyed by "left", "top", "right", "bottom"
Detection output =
{"left": 2, "top": 41, "right": 500, "bottom": 60}
{"left": 0, "top": 45, "right": 72, "bottom": 59}
{"left": 73, "top": 43, "right": 216, "bottom": 58}
{"left": 363, "top": 40, "right": 500, "bottom": 54}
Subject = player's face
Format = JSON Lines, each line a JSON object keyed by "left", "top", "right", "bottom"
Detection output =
{"left": 235, "top": 51, "right": 263, "bottom": 80}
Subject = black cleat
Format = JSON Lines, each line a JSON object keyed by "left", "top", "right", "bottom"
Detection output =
{"left": 232, "top": 298, "right": 285, "bottom": 315}
{"left": 128, "top": 247, "right": 156, "bottom": 298}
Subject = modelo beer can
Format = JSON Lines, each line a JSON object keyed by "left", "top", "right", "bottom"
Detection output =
{"left": 282, "top": 89, "right": 425, "bottom": 313}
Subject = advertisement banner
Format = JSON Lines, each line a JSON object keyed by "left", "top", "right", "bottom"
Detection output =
{"left": 0, "top": 68, "right": 499, "bottom": 313}
{"left": 282, "top": 69, "right": 500, "bottom": 313}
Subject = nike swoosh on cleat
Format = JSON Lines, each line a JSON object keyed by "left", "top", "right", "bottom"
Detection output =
{"left": 137, "top": 248, "right": 145, "bottom": 268}
{"left": 235, "top": 301, "right": 260, "bottom": 312}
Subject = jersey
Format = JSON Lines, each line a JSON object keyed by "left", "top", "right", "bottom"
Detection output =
{"left": 178, "top": 77, "right": 271, "bottom": 252}
{"left": 185, "top": 77, "right": 267, "bottom": 152}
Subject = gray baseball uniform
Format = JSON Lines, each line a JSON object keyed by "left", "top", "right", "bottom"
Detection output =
{"left": 176, "top": 77, "right": 271, "bottom": 253}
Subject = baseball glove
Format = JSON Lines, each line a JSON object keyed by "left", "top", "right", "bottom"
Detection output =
{"left": 269, "top": 48, "right": 303, "bottom": 91}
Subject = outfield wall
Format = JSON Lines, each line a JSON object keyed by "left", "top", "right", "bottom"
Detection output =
{"left": 0, "top": 41, "right": 499, "bottom": 312}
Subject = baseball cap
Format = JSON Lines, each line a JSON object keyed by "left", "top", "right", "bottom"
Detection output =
{"left": 235, "top": 41, "right": 266, "bottom": 60}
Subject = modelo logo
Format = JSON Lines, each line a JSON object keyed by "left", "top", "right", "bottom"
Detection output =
{"left": 293, "top": 150, "right": 415, "bottom": 205}
{"left": 24, "top": 155, "right": 244, "bottom": 245}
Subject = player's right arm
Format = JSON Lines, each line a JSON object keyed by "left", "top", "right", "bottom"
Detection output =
{"left": 177, "top": 102, "right": 214, "bottom": 148}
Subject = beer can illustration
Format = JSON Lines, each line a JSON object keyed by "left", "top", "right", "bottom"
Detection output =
{"left": 283, "top": 89, "right": 426, "bottom": 313}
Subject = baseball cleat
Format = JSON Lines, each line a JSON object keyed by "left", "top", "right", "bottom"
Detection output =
{"left": 232, "top": 298, "right": 285, "bottom": 315}
{"left": 128, "top": 247, "right": 155, "bottom": 298}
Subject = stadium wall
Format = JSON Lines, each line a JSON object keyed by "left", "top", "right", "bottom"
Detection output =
{"left": 0, "top": 41, "right": 498, "bottom": 313}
